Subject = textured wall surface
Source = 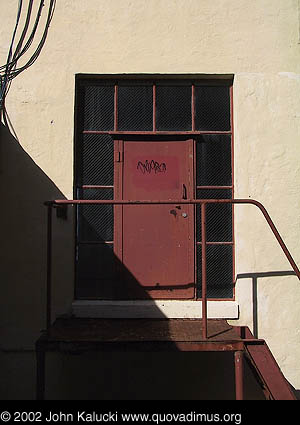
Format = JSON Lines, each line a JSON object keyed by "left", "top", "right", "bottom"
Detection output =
{"left": 0, "top": 0, "right": 299, "bottom": 398}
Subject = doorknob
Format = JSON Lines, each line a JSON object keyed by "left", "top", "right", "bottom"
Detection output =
{"left": 182, "top": 184, "right": 187, "bottom": 200}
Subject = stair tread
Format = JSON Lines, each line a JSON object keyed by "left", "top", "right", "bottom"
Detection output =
{"left": 41, "top": 318, "right": 240, "bottom": 343}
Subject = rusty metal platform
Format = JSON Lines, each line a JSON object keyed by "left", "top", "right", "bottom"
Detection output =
{"left": 36, "top": 318, "right": 245, "bottom": 400}
{"left": 35, "top": 318, "right": 297, "bottom": 400}
{"left": 36, "top": 318, "right": 244, "bottom": 352}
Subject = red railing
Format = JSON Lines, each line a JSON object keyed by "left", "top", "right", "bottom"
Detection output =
{"left": 45, "top": 199, "right": 300, "bottom": 339}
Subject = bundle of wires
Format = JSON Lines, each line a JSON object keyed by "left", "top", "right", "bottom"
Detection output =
{"left": 0, "top": 0, "right": 56, "bottom": 124}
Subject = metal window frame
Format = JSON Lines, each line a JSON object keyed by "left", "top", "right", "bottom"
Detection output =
{"left": 73, "top": 74, "right": 235, "bottom": 301}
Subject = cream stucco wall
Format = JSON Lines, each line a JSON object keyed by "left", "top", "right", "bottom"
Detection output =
{"left": 1, "top": 0, "right": 299, "bottom": 397}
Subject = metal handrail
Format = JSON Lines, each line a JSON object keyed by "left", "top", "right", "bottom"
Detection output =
{"left": 45, "top": 198, "right": 300, "bottom": 339}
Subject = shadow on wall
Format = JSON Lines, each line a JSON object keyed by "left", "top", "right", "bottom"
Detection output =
{"left": 0, "top": 123, "right": 267, "bottom": 400}
{"left": 236, "top": 271, "right": 297, "bottom": 339}
{"left": 0, "top": 123, "right": 73, "bottom": 349}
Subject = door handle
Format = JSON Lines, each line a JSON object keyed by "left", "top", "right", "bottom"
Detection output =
{"left": 182, "top": 184, "right": 187, "bottom": 200}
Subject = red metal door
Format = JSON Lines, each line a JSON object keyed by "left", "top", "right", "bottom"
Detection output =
{"left": 115, "top": 139, "right": 194, "bottom": 299}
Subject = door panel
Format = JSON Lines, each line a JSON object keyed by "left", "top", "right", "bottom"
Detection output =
{"left": 115, "top": 140, "right": 194, "bottom": 299}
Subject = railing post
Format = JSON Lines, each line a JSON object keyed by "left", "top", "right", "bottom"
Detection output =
{"left": 201, "top": 202, "right": 208, "bottom": 340}
{"left": 46, "top": 204, "right": 52, "bottom": 334}
{"left": 234, "top": 350, "right": 244, "bottom": 400}
{"left": 36, "top": 342, "right": 45, "bottom": 400}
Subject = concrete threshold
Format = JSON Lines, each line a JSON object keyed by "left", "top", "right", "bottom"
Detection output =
{"left": 72, "top": 300, "right": 239, "bottom": 319}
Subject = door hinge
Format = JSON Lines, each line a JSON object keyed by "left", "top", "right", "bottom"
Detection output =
{"left": 114, "top": 150, "right": 123, "bottom": 162}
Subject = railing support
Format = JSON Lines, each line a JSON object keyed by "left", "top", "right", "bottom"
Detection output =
{"left": 234, "top": 350, "right": 244, "bottom": 400}
{"left": 251, "top": 201, "right": 300, "bottom": 280}
{"left": 36, "top": 343, "right": 45, "bottom": 400}
{"left": 46, "top": 205, "right": 52, "bottom": 334}
{"left": 43, "top": 198, "right": 300, "bottom": 340}
{"left": 201, "top": 203, "right": 207, "bottom": 340}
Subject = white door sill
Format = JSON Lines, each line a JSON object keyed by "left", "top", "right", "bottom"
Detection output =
{"left": 72, "top": 300, "right": 239, "bottom": 319}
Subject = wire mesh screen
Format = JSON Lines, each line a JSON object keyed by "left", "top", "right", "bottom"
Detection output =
{"left": 196, "top": 135, "right": 232, "bottom": 186}
{"left": 82, "top": 84, "right": 115, "bottom": 131}
{"left": 77, "top": 189, "right": 114, "bottom": 242}
{"left": 77, "top": 134, "right": 114, "bottom": 186}
{"left": 197, "top": 244, "right": 233, "bottom": 298}
{"left": 118, "top": 83, "right": 153, "bottom": 131}
{"left": 195, "top": 85, "right": 230, "bottom": 131}
{"left": 156, "top": 83, "right": 192, "bottom": 131}
{"left": 196, "top": 189, "right": 233, "bottom": 242}
{"left": 76, "top": 244, "right": 117, "bottom": 299}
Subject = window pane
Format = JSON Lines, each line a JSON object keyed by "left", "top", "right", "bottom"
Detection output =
{"left": 197, "top": 245, "right": 233, "bottom": 299}
{"left": 156, "top": 83, "right": 192, "bottom": 130}
{"left": 196, "top": 189, "right": 232, "bottom": 242}
{"left": 82, "top": 85, "right": 114, "bottom": 131}
{"left": 78, "top": 189, "right": 113, "bottom": 242}
{"left": 78, "top": 134, "right": 114, "bottom": 186}
{"left": 196, "top": 135, "right": 232, "bottom": 186}
{"left": 195, "top": 85, "right": 230, "bottom": 131}
{"left": 118, "top": 83, "right": 153, "bottom": 131}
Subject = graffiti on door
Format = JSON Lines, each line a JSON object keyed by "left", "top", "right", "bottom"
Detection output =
{"left": 137, "top": 160, "right": 167, "bottom": 175}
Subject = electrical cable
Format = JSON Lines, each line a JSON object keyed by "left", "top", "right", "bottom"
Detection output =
{"left": 10, "top": 0, "right": 56, "bottom": 78}
{"left": 2, "top": 0, "right": 44, "bottom": 74}
{"left": 0, "top": 0, "right": 43, "bottom": 72}
{"left": 11, "top": 0, "right": 34, "bottom": 65}
{"left": 0, "top": 0, "right": 56, "bottom": 117}
{"left": 0, "top": 0, "right": 23, "bottom": 104}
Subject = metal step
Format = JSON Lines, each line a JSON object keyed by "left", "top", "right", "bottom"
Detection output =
{"left": 235, "top": 326, "right": 297, "bottom": 400}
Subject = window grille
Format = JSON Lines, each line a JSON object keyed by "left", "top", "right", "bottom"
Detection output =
{"left": 75, "top": 77, "right": 233, "bottom": 300}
